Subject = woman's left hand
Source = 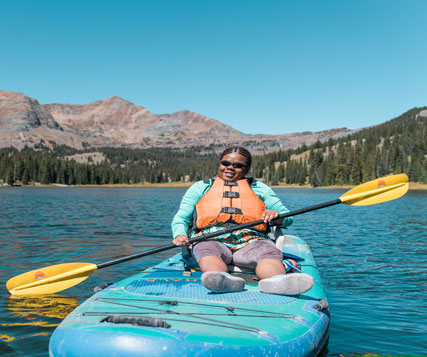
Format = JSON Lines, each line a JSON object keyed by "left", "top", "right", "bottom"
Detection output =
{"left": 262, "top": 209, "right": 279, "bottom": 223}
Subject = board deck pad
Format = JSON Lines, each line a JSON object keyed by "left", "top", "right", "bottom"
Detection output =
{"left": 124, "top": 270, "right": 296, "bottom": 304}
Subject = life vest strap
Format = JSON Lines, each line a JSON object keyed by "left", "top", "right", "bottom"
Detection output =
{"left": 220, "top": 207, "right": 243, "bottom": 214}
{"left": 223, "top": 191, "right": 240, "bottom": 198}
{"left": 224, "top": 181, "right": 238, "bottom": 186}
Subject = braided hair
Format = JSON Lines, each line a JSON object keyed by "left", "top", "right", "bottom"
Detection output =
{"left": 220, "top": 147, "right": 252, "bottom": 172}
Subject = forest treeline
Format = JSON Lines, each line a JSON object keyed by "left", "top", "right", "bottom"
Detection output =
{"left": 0, "top": 107, "right": 426, "bottom": 186}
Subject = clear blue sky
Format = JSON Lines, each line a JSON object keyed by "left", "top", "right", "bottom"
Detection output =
{"left": 1, "top": 0, "right": 426, "bottom": 134}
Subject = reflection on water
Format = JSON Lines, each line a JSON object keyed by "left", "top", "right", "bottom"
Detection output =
{"left": 0, "top": 187, "right": 425, "bottom": 356}
{"left": 5, "top": 295, "right": 79, "bottom": 321}
{"left": 1, "top": 294, "right": 80, "bottom": 355}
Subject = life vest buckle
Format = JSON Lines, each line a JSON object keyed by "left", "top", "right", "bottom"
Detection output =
{"left": 220, "top": 207, "right": 243, "bottom": 214}
{"left": 223, "top": 191, "right": 240, "bottom": 198}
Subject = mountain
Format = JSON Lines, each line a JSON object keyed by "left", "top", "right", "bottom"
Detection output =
{"left": 1, "top": 104, "right": 425, "bottom": 186}
{"left": 43, "top": 97, "right": 247, "bottom": 147}
{"left": 1, "top": 90, "right": 356, "bottom": 151}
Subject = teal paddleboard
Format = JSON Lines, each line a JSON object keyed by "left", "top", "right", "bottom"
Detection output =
{"left": 49, "top": 232, "right": 329, "bottom": 356}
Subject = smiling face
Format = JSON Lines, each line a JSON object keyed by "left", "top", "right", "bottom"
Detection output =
{"left": 218, "top": 152, "right": 248, "bottom": 182}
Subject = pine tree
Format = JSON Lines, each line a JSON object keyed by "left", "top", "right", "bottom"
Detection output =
{"left": 40, "top": 160, "right": 51, "bottom": 184}
{"left": 21, "top": 168, "right": 29, "bottom": 185}
{"left": 6, "top": 167, "right": 14, "bottom": 186}
{"left": 351, "top": 144, "right": 362, "bottom": 185}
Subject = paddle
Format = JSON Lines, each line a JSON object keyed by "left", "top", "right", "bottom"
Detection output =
{"left": 6, "top": 173, "right": 409, "bottom": 296}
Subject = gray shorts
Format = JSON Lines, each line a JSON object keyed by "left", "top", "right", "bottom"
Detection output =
{"left": 192, "top": 239, "right": 283, "bottom": 269}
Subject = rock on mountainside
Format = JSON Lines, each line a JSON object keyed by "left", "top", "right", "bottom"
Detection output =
{"left": 0, "top": 90, "right": 356, "bottom": 151}
{"left": 0, "top": 90, "right": 115, "bottom": 149}
{"left": 44, "top": 96, "right": 159, "bottom": 145}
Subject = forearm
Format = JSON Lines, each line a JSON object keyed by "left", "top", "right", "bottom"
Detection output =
{"left": 171, "top": 181, "right": 206, "bottom": 238}
{"left": 256, "top": 181, "right": 293, "bottom": 227}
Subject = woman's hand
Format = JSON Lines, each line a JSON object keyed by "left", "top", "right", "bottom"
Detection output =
{"left": 173, "top": 234, "right": 190, "bottom": 246}
{"left": 262, "top": 209, "right": 280, "bottom": 223}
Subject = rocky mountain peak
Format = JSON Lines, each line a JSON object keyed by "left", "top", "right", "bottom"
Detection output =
{"left": 0, "top": 90, "right": 61, "bottom": 131}
{"left": 0, "top": 90, "right": 358, "bottom": 151}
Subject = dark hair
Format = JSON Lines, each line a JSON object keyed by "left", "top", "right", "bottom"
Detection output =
{"left": 220, "top": 147, "right": 252, "bottom": 171}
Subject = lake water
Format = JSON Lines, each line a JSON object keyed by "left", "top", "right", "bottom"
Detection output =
{"left": 0, "top": 187, "right": 425, "bottom": 356}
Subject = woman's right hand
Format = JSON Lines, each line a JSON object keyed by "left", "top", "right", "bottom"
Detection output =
{"left": 173, "top": 234, "right": 190, "bottom": 246}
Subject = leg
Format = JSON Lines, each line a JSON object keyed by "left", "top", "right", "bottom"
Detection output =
{"left": 232, "top": 240, "right": 284, "bottom": 276}
{"left": 192, "top": 240, "right": 245, "bottom": 293}
{"left": 199, "top": 256, "right": 228, "bottom": 273}
{"left": 255, "top": 258, "right": 286, "bottom": 280}
{"left": 233, "top": 240, "right": 313, "bottom": 295}
{"left": 192, "top": 240, "right": 233, "bottom": 271}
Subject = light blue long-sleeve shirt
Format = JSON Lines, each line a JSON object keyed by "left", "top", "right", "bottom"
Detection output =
{"left": 171, "top": 178, "right": 293, "bottom": 238}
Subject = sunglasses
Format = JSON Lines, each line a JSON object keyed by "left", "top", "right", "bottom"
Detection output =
{"left": 220, "top": 160, "right": 246, "bottom": 169}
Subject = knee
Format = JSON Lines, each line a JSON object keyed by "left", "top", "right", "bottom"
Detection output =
{"left": 199, "top": 256, "right": 228, "bottom": 273}
{"left": 256, "top": 258, "right": 286, "bottom": 279}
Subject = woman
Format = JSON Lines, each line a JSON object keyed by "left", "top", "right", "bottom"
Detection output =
{"left": 172, "top": 147, "right": 313, "bottom": 295}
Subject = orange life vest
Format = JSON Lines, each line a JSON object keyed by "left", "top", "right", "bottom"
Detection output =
{"left": 194, "top": 177, "right": 268, "bottom": 232}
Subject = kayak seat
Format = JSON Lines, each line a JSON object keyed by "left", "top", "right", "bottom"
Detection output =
{"left": 181, "top": 226, "right": 304, "bottom": 272}
{"left": 273, "top": 228, "right": 305, "bottom": 261}
{"left": 181, "top": 245, "right": 199, "bottom": 269}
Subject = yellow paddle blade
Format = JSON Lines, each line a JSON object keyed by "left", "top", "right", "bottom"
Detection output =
{"left": 6, "top": 263, "right": 97, "bottom": 296}
{"left": 340, "top": 174, "right": 409, "bottom": 206}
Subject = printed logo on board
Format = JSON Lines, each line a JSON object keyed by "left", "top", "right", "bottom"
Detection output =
{"left": 34, "top": 271, "right": 45, "bottom": 279}
{"left": 377, "top": 179, "right": 386, "bottom": 188}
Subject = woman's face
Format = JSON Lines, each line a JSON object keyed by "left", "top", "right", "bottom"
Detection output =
{"left": 218, "top": 152, "right": 248, "bottom": 182}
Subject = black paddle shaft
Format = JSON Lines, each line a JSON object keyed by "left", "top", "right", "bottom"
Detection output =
{"left": 96, "top": 198, "right": 342, "bottom": 269}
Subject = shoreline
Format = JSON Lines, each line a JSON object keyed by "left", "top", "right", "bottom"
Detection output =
{"left": 2, "top": 182, "right": 427, "bottom": 190}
